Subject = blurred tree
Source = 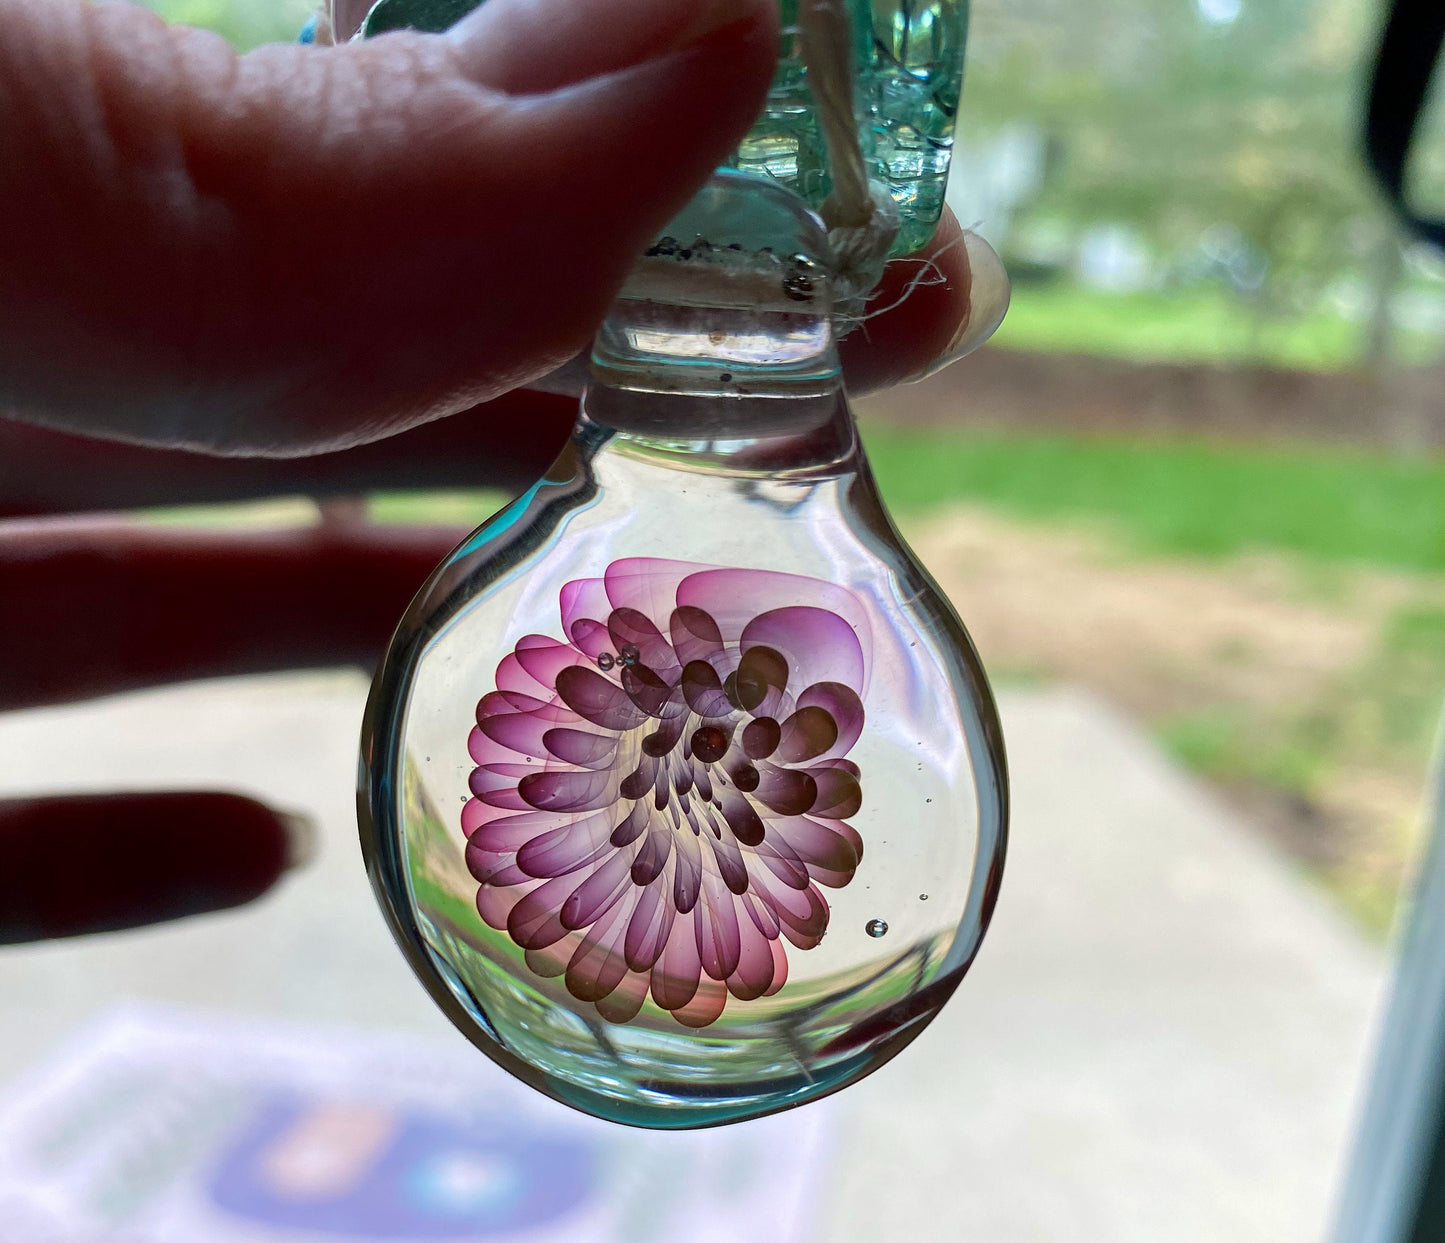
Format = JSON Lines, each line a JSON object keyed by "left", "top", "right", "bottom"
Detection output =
{"left": 136, "top": 0, "right": 1438, "bottom": 367}
{"left": 962, "top": 0, "right": 1410, "bottom": 363}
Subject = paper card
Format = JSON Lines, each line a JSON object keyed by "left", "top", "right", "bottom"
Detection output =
{"left": 0, "top": 1005, "right": 831, "bottom": 1243}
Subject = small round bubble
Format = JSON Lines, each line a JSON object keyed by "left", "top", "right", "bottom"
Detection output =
{"left": 865, "top": 918, "right": 889, "bottom": 938}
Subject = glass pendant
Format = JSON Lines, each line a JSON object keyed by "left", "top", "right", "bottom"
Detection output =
{"left": 359, "top": 0, "right": 1008, "bottom": 1129}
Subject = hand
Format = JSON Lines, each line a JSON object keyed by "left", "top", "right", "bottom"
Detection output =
{"left": 0, "top": 0, "right": 979, "bottom": 943}
{"left": 0, "top": 0, "right": 974, "bottom": 456}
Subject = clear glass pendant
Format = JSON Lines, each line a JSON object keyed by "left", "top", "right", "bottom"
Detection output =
{"left": 360, "top": 173, "right": 1006, "bottom": 1128}
{"left": 358, "top": 0, "right": 1006, "bottom": 1129}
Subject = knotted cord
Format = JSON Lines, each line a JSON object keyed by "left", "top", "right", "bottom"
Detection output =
{"left": 797, "top": 0, "right": 901, "bottom": 318}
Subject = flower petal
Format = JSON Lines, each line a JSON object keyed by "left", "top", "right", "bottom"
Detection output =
{"left": 559, "top": 574, "right": 612, "bottom": 642}
{"left": 595, "top": 969, "right": 650, "bottom": 1023}
{"left": 733, "top": 645, "right": 789, "bottom": 715}
{"left": 718, "top": 788, "right": 766, "bottom": 847}
{"left": 740, "top": 889, "right": 781, "bottom": 939}
{"left": 610, "top": 800, "right": 650, "bottom": 847}
{"left": 669, "top": 605, "right": 725, "bottom": 667}
{"left": 694, "top": 873, "right": 742, "bottom": 980}
{"left": 672, "top": 976, "right": 729, "bottom": 1028}
{"left": 797, "top": 682, "right": 866, "bottom": 759}
{"left": 470, "top": 766, "right": 531, "bottom": 810}
{"left": 742, "top": 606, "right": 865, "bottom": 699}
{"left": 479, "top": 712, "right": 552, "bottom": 760}
{"left": 651, "top": 914, "right": 702, "bottom": 1011}
{"left": 542, "top": 727, "right": 618, "bottom": 769}
{"left": 555, "top": 666, "right": 650, "bottom": 731}
{"left": 753, "top": 837, "right": 811, "bottom": 891}
{"left": 728, "top": 918, "right": 779, "bottom": 1000}
{"left": 476, "top": 883, "right": 518, "bottom": 930}
{"left": 571, "top": 618, "right": 613, "bottom": 662}
{"left": 672, "top": 829, "right": 704, "bottom": 914}
{"left": 764, "top": 936, "right": 789, "bottom": 996}
{"left": 518, "top": 768, "right": 615, "bottom": 813}
{"left": 621, "top": 663, "right": 673, "bottom": 717}
{"left": 604, "top": 558, "right": 705, "bottom": 624}
{"left": 754, "top": 766, "right": 819, "bottom": 817}
{"left": 516, "top": 810, "right": 616, "bottom": 878}
{"left": 513, "top": 634, "right": 588, "bottom": 691}
{"left": 775, "top": 705, "right": 839, "bottom": 765}
{"left": 680, "top": 660, "right": 733, "bottom": 718}
{"left": 809, "top": 767, "right": 863, "bottom": 819}
{"left": 566, "top": 898, "right": 634, "bottom": 1003}
{"left": 560, "top": 850, "right": 633, "bottom": 930}
{"left": 625, "top": 881, "right": 675, "bottom": 971}
{"left": 525, "top": 932, "right": 581, "bottom": 979}
{"left": 742, "top": 716, "right": 782, "bottom": 759}
{"left": 705, "top": 828, "right": 750, "bottom": 895}
{"left": 507, "top": 875, "right": 575, "bottom": 950}
{"left": 679, "top": 567, "right": 870, "bottom": 652}
{"left": 773, "top": 883, "right": 830, "bottom": 950}
{"left": 630, "top": 820, "right": 673, "bottom": 886}
{"left": 608, "top": 607, "right": 679, "bottom": 679}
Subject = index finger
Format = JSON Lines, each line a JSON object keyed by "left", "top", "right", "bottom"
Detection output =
{"left": 0, "top": 518, "right": 465, "bottom": 710}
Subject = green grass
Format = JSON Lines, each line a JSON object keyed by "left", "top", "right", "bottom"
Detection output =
{"left": 1158, "top": 602, "right": 1445, "bottom": 934}
{"left": 866, "top": 430, "right": 1445, "bottom": 572}
{"left": 369, "top": 490, "right": 509, "bottom": 527}
{"left": 996, "top": 284, "right": 1445, "bottom": 371}
{"left": 141, "top": 0, "right": 312, "bottom": 49}
{"left": 1344, "top": 606, "right": 1445, "bottom": 763}
{"left": 1162, "top": 711, "right": 1327, "bottom": 797}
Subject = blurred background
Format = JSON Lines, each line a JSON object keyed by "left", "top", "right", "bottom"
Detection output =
{"left": 2, "top": 0, "right": 1442, "bottom": 1238}
{"left": 147, "top": 0, "right": 1445, "bottom": 930}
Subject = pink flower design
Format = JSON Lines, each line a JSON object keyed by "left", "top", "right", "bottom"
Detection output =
{"left": 462, "top": 558, "right": 870, "bottom": 1028}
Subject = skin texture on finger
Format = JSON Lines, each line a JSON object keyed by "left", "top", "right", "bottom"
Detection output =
{"left": 0, "top": 793, "right": 297, "bottom": 942}
{"left": 0, "top": 205, "right": 970, "bottom": 517}
{"left": 0, "top": 518, "right": 465, "bottom": 710}
{"left": 0, "top": 390, "right": 573, "bottom": 517}
{"left": 0, "top": 0, "right": 778, "bottom": 455}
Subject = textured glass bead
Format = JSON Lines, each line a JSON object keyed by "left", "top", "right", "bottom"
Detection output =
{"left": 733, "top": 0, "right": 966, "bottom": 255}
{"left": 359, "top": 0, "right": 968, "bottom": 255}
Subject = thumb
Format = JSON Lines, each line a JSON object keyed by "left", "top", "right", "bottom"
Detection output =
{"left": 0, "top": 0, "right": 778, "bottom": 455}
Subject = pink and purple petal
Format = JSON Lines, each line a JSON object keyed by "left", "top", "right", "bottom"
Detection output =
{"left": 672, "top": 977, "right": 729, "bottom": 1028}
{"left": 565, "top": 898, "right": 634, "bottom": 1003}
{"left": 464, "top": 556, "right": 871, "bottom": 1028}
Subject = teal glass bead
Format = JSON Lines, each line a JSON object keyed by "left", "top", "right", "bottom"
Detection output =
{"left": 733, "top": 0, "right": 966, "bottom": 256}
{"left": 359, "top": 0, "right": 968, "bottom": 256}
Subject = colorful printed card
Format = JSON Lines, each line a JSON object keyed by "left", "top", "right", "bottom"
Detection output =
{"left": 0, "top": 1005, "right": 830, "bottom": 1242}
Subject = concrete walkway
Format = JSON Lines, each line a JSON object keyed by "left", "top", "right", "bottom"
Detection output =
{"left": 0, "top": 675, "right": 1388, "bottom": 1242}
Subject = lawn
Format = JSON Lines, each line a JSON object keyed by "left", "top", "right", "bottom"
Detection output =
{"left": 864, "top": 428, "right": 1445, "bottom": 573}
{"left": 359, "top": 429, "right": 1445, "bottom": 576}
{"left": 995, "top": 283, "right": 1445, "bottom": 371}
{"left": 863, "top": 428, "right": 1445, "bottom": 931}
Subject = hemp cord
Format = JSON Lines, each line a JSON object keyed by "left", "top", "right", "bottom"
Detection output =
{"left": 797, "top": 0, "right": 901, "bottom": 319}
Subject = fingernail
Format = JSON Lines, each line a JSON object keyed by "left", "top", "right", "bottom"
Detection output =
{"left": 911, "top": 230, "right": 1012, "bottom": 383}
{"left": 279, "top": 809, "right": 321, "bottom": 871}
